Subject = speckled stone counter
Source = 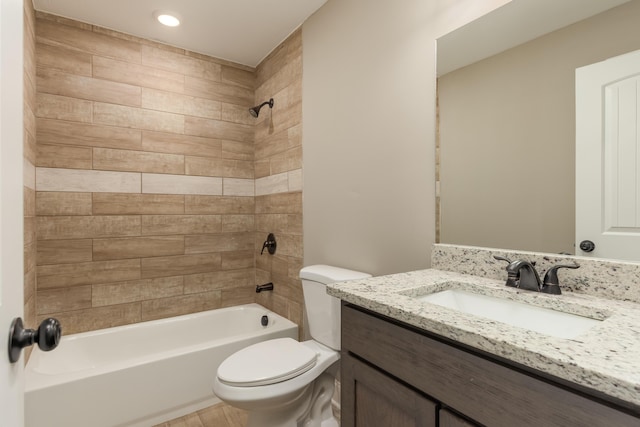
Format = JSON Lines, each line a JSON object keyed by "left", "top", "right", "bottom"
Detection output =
{"left": 327, "top": 245, "right": 640, "bottom": 409}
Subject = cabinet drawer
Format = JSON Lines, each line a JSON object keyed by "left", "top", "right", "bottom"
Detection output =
{"left": 342, "top": 304, "right": 639, "bottom": 427}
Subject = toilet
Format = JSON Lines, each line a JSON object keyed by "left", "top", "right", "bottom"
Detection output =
{"left": 213, "top": 265, "right": 371, "bottom": 427}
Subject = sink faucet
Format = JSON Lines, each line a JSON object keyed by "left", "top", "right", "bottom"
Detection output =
{"left": 493, "top": 256, "right": 580, "bottom": 294}
{"left": 506, "top": 259, "right": 542, "bottom": 291}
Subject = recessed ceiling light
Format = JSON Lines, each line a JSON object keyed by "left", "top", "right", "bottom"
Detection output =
{"left": 154, "top": 11, "right": 181, "bottom": 27}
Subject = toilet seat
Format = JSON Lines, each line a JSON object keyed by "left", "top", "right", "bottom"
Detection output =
{"left": 217, "top": 338, "right": 318, "bottom": 387}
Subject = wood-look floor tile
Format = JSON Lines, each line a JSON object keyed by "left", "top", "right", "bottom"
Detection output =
{"left": 37, "top": 215, "right": 141, "bottom": 240}
{"left": 41, "top": 303, "right": 142, "bottom": 335}
{"left": 37, "top": 259, "right": 141, "bottom": 289}
{"left": 92, "top": 276, "right": 184, "bottom": 307}
{"left": 141, "top": 215, "right": 221, "bottom": 236}
{"left": 93, "top": 55, "right": 184, "bottom": 94}
{"left": 141, "top": 253, "right": 222, "bottom": 278}
{"left": 36, "top": 42, "right": 92, "bottom": 76}
{"left": 93, "top": 236, "right": 185, "bottom": 260}
{"left": 184, "top": 232, "right": 254, "bottom": 254}
{"left": 141, "top": 292, "right": 221, "bottom": 321}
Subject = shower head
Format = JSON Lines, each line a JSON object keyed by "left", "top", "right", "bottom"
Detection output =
{"left": 249, "top": 98, "right": 274, "bottom": 118}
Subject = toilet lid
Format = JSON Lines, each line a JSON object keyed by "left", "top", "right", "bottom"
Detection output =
{"left": 217, "top": 338, "right": 318, "bottom": 387}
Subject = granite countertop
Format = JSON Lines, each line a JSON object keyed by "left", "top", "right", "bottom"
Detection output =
{"left": 327, "top": 268, "right": 640, "bottom": 409}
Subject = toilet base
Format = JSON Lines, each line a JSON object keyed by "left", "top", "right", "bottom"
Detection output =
{"left": 246, "top": 372, "right": 337, "bottom": 427}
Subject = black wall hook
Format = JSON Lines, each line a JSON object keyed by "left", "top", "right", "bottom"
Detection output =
{"left": 261, "top": 233, "right": 277, "bottom": 255}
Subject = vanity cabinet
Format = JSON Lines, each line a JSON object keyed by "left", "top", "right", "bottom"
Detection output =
{"left": 340, "top": 304, "right": 640, "bottom": 427}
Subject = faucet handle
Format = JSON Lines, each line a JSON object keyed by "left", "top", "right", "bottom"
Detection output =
{"left": 493, "top": 255, "right": 512, "bottom": 264}
{"left": 493, "top": 256, "right": 518, "bottom": 287}
{"left": 541, "top": 263, "right": 580, "bottom": 294}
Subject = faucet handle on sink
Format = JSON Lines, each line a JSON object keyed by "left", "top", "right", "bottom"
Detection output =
{"left": 541, "top": 263, "right": 580, "bottom": 295}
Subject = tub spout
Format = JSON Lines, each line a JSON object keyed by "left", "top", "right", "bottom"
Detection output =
{"left": 256, "top": 282, "right": 274, "bottom": 293}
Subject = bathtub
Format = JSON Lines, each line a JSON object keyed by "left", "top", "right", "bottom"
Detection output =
{"left": 25, "top": 303, "right": 298, "bottom": 427}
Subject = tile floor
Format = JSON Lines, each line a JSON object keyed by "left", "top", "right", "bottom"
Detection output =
{"left": 153, "top": 403, "right": 247, "bottom": 427}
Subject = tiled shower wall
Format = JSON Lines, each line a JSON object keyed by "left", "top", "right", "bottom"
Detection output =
{"left": 253, "top": 30, "right": 304, "bottom": 330}
{"left": 33, "top": 13, "right": 305, "bottom": 335}
{"left": 24, "top": 0, "right": 37, "bottom": 354}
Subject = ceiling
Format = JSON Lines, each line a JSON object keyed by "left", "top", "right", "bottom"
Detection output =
{"left": 32, "top": 0, "right": 328, "bottom": 67}
{"left": 437, "top": 0, "right": 632, "bottom": 75}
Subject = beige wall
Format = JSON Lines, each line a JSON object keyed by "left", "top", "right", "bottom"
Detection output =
{"left": 24, "top": 0, "right": 37, "bottom": 359}
{"left": 253, "top": 30, "right": 305, "bottom": 332}
{"left": 439, "top": 1, "right": 640, "bottom": 254}
{"left": 34, "top": 13, "right": 260, "bottom": 334}
{"left": 301, "top": 0, "right": 506, "bottom": 276}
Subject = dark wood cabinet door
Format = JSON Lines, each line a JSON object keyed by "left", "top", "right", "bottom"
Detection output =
{"left": 439, "top": 408, "right": 478, "bottom": 427}
{"left": 341, "top": 353, "right": 437, "bottom": 427}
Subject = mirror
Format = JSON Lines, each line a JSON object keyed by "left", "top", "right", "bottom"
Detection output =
{"left": 437, "top": 0, "right": 640, "bottom": 260}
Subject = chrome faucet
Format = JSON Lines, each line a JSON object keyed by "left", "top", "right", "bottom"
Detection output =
{"left": 494, "top": 256, "right": 580, "bottom": 295}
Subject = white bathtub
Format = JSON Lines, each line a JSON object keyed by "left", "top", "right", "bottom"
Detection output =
{"left": 25, "top": 303, "right": 298, "bottom": 427}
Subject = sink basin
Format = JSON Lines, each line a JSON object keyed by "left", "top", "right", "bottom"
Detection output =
{"left": 418, "top": 289, "right": 602, "bottom": 339}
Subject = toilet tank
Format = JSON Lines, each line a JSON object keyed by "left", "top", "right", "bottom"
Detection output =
{"left": 299, "top": 265, "right": 371, "bottom": 350}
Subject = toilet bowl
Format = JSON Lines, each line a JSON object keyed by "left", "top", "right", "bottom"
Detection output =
{"left": 212, "top": 265, "right": 371, "bottom": 427}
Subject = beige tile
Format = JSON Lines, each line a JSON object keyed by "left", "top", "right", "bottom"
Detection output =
{"left": 93, "top": 148, "right": 185, "bottom": 174}
{"left": 141, "top": 292, "right": 221, "bottom": 322}
{"left": 24, "top": 241, "right": 37, "bottom": 275}
{"left": 36, "top": 19, "right": 141, "bottom": 63}
{"left": 36, "top": 93, "right": 92, "bottom": 123}
{"left": 37, "top": 259, "right": 141, "bottom": 289}
{"left": 255, "top": 192, "right": 302, "bottom": 214}
{"left": 220, "top": 103, "right": 255, "bottom": 125}
{"left": 184, "top": 195, "right": 253, "bottom": 215}
{"left": 92, "top": 276, "right": 184, "bottom": 307}
{"left": 276, "top": 234, "right": 303, "bottom": 258}
{"left": 24, "top": 187, "right": 36, "bottom": 216}
{"left": 141, "top": 45, "right": 221, "bottom": 82}
{"left": 41, "top": 303, "right": 141, "bottom": 335}
{"left": 185, "top": 156, "right": 253, "bottom": 179}
{"left": 36, "top": 167, "right": 141, "bottom": 193}
{"left": 184, "top": 232, "right": 254, "bottom": 254}
{"left": 220, "top": 286, "right": 255, "bottom": 308}
{"left": 255, "top": 159, "right": 270, "bottom": 179}
{"left": 221, "top": 65, "right": 255, "bottom": 89}
{"left": 36, "top": 143, "right": 92, "bottom": 169}
{"left": 196, "top": 403, "right": 249, "bottom": 427}
{"left": 92, "top": 193, "right": 184, "bottom": 215}
{"left": 255, "top": 129, "right": 289, "bottom": 160}
{"left": 141, "top": 215, "right": 221, "bottom": 236}
{"left": 37, "top": 215, "right": 140, "bottom": 240}
{"left": 36, "top": 192, "right": 92, "bottom": 216}
{"left": 37, "top": 67, "right": 141, "bottom": 107}
{"left": 37, "top": 118, "right": 142, "bottom": 150}
{"left": 222, "top": 140, "right": 253, "bottom": 161}
{"left": 288, "top": 169, "right": 303, "bottom": 192}
{"left": 184, "top": 76, "right": 253, "bottom": 105}
{"left": 221, "top": 250, "right": 254, "bottom": 270}
{"left": 256, "top": 214, "right": 288, "bottom": 234}
{"left": 24, "top": 217, "right": 36, "bottom": 248}
{"left": 24, "top": 159, "right": 36, "bottom": 190}
{"left": 24, "top": 125, "right": 37, "bottom": 165}
{"left": 255, "top": 172, "right": 288, "bottom": 196}
{"left": 36, "top": 42, "right": 92, "bottom": 76}
{"left": 183, "top": 268, "right": 253, "bottom": 294}
{"left": 93, "top": 55, "right": 184, "bottom": 93}
{"left": 93, "top": 103, "right": 184, "bottom": 134}
{"left": 142, "top": 173, "right": 222, "bottom": 196}
{"left": 223, "top": 178, "right": 254, "bottom": 197}
{"left": 37, "top": 286, "right": 92, "bottom": 314}
{"left": 142, "top": 131, "right": 222, "bottom": 158}
{"left": 222, "top": 215, "right": 254, "bottom": 232}
{"left": 256, "top": 102, "right": 302, "bottom": 143}
{"left": 93, "top": 236, "right": 185, "bottom": 260}
{"left": 141, "top": 253, "right": 222, "bottom": 279}
{"left": 142, "top": 88, "right": 221, "bottom": 120}
{"left": 184, "top": 116, "right": 252, "bottom": 142}
{"left": 37, "top": 239, "right": 93, "bottom": 265}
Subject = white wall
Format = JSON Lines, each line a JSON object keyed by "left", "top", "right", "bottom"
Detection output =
{"left": 302, "top": 0, "right": 508, "bottom": 276}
